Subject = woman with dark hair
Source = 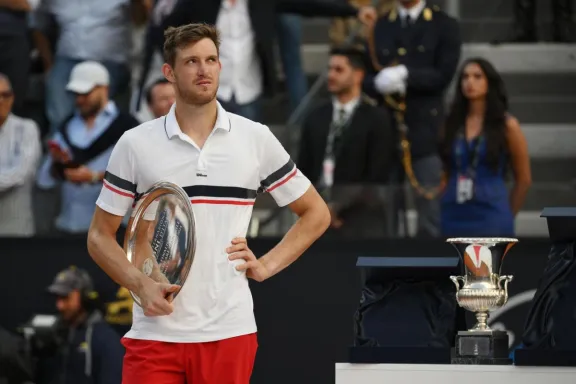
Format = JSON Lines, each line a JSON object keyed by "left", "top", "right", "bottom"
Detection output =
{"left": 440, "top": 58, "right": 532, "bottom": 237}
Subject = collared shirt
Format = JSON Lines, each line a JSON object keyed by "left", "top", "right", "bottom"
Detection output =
{"left": 332, "top": 96, "right": 360, "bottom": 124}
{"left": 97, "top": 101, "right": 311, "bottom": 343}
{"left": 0, "top": 114, "right": 42, "bottom": 236}
{"left": 29, "top": 0, "right": 132, "bottom": 63}
{"left": 398, "top": 0, "right": 426, "bottom": 23}
{"left": 216, "top": 0, "right": 263, "bottom": 104}
{"left": 37, "top": 101, "right": 120, "bottom": 233}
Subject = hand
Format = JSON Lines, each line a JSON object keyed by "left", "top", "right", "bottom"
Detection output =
{"left": 227, "top": 237, "right": 271, "bottom": 282}
{"left": 357, "top": 6, "right": 377, "bottom": 25}
{"left": 49, "top": 145, "right": 70, "bottom": 164}
{"left": 136, "top": 278, "right": 180, "bottom": 317}
{"left": 64, "top": 166, "right": 95, "bottom": 184}
{"left": 374, "top": 65, "right": 408, "bottom": 95}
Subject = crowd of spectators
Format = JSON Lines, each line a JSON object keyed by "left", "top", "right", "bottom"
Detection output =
{"left": 0, "top": 0, "right": 573, "bottom": 241}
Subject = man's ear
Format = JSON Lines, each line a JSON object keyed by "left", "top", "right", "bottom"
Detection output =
{"left": 162, "top": 63, "right": 175, "bottom": 83}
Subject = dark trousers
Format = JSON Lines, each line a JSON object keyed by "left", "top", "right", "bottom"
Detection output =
{"left": 0, "top": 33, "right": 30, "bottom": 116}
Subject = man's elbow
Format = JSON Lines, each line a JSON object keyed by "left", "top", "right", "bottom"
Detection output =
{"left": 86, "top": 224, "right": 100, "bottom": 258}
{"left": 313, "top": 200, "right": 331, "bottom": 235}
{"left": 516, "top": 177, "right": 532, "bottom": 189}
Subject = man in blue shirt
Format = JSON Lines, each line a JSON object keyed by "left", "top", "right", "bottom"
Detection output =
{"left": 37, "top": 61, "right": 139, "bottom": 235}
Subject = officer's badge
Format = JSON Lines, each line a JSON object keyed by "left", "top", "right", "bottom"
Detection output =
{"left": 423, "top": 8, "right": 433, "bottom": 21}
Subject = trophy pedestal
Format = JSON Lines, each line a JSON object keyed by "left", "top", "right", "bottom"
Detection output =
{"left": 451, "top": 330, "right": 512, "bottom": 365}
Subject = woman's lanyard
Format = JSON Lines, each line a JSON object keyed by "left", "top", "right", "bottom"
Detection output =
{"left": 321, "top": 103, "right": 359, "bottom": 190}
{"left": 455, "top": 132, "right": 484, "bottom": 180}
{"left": 455, "top": 132, "right": 483, "bottom": 204}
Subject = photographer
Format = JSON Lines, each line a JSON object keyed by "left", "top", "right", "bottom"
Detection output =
{"left": 35, "top": 267, "right": 123, "bottom": 384}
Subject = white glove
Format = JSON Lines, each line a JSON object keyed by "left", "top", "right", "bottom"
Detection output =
{"left": 374, "top": 65, "right": 408, "bottom": 95}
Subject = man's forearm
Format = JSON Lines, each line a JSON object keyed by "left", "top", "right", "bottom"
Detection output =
{"left": 87, "top": 229, "right": 146, "bottom": 294}
{"left": 259, "top": 206, "right": 329, "bottom": 278}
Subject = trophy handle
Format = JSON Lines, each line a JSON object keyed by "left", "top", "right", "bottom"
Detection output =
{"left": 450, "top": 276, "right": 465, "bottom": 292}
{"left": 498, "top": 275, "right": 513, "bottom": 293}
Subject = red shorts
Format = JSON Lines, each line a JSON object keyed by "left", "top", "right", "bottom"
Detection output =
{"left": 121, "top": 333, "right": 258, "bottom": 384}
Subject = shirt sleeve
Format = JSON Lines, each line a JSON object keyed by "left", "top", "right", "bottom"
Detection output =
{"left": 96, "top": 133, "right": 138, "bottom": 217}
{"left": 258, "top": 126, "right": 311, "bottom": 207}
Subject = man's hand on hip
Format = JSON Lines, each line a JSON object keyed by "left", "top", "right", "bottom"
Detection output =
{"left": 227, "top": 237, "right": 271, "bottom": 282}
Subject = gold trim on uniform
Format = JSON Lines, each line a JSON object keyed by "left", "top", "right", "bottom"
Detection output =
{"left": 398, "top": 47, "right": 407, "bottom": 56}
{"left": 423, "top": 7, "right": 433, "bottom": 21}
{"left": 388, "top": 8, "right": 397, "bottom": 21}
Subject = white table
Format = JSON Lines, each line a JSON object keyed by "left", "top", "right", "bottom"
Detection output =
{"left": 335, "top": 363, "right": 576, "bottom": 384}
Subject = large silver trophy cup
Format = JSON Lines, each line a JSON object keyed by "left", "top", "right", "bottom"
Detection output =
{"left": 447, "top": 237, "right": 517, "bottom": 364}
{"left": 123, "top": 182, "right": 197, "bottom": 306}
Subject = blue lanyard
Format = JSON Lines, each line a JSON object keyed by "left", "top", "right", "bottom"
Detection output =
{"left": 455, "top": 132, "right": 483, "bottom": 180}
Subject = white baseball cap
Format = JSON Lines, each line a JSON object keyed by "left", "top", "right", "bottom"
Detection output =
{"left": 66, "top": 61, "right": 110, "bottom": 94}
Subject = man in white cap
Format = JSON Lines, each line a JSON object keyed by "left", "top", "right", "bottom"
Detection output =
{"left": 37, "top": 61, "right": 139, "bottom": 235}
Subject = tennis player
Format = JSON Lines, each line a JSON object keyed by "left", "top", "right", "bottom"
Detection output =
{"left": 86, "top": 23, "right": 330, "bottom": 384}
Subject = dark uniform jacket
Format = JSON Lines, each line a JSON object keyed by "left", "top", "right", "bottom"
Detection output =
{"left": 36, "top": 311, "right": 124, "bottom": 384}
{"left": 363, "top": 4, "right": 462, "bottom": 159}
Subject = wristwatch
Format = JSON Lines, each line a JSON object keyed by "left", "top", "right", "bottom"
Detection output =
{"left": 91, "top": 171, "right": 100, "bottom": 184}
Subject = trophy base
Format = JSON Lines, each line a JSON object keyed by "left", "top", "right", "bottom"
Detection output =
{"left": 451, "top": 330, "right": 511, "bottom": 365}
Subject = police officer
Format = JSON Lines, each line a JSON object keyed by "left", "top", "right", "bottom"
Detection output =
{"left": 36, "top": 266, "right": 124, "bottom": 384}
{"left": 363, "top": 0, "right": 462, "bottom": 237}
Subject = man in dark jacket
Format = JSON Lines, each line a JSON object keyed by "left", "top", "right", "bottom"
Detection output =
{"left": 35, "top": 266, "right": 124, "bottom": 384}
{"left": 135, "top": 0, "right": 377, "bottom": 118}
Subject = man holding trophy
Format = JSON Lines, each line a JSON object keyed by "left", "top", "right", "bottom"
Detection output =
{"left": 87, "top": 23, "right": 330, "bottom": 383}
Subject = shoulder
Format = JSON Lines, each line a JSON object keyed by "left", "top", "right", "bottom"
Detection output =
{"left": 116, "top": 111, "right": 142, "bottom": 128}
{"left": 10, "top": 114, "right": 40, "bottom": 133}
{"left": 431, "top": 6, "right": 459, "bottom": 30}
{"left": 227, "top": 112, "right": 278, "bottom": 143}
{"left": 505, "top": 114, "right": 522, "bottom": 134}
{"left": 305, "top": 100, "right": 332, "bottom": 118}
{"left": 115, "top": 117, "right": 166, "bottom": 151}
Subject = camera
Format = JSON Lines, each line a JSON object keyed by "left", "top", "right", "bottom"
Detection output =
{"left": 17, "top": 314, "right": 65, "bottom": 359}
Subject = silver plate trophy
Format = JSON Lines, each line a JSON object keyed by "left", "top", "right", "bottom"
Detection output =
{"left": 447, "top": 237, "right": 518, "bottom": 364}
{"left": 123, "top": 182, "right": 196, "bottom": 306}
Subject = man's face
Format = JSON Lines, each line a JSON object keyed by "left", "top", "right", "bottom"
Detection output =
{"left": 75, "top": 86, "right": 106, "bottom": 118}
{"left": 149, "top": 82, "right": 176, "bottom": 118}
{"left": 327, "top": 55, "right": 357, "bottom": 95}
{"left": 164, "top": 38, "right": 220, "bottom": 106}
{"left": 56, "top": 290, "right": 83, "bottom": 323}
{"left": 0, "top": 78, "right": 14, "bottom": 122}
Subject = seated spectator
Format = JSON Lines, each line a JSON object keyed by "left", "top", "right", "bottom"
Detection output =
{"left": 439, "top": 58, "right": 532, "bottom": 237}
{"left": 146, "top": 78, "right": 175, "bottom": 119}
{"left": 37, "top": 62, "right": 139, "bottom": 235}
{"left": 298, "top": 46, "right": 395, "bottom": 238}
{"left": 0, "top": 73, "right": 42, "bottom": 237}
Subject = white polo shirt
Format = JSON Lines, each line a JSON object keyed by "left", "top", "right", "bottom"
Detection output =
{"left": 96, "top": 101, "right": 311, "bottom": 342}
